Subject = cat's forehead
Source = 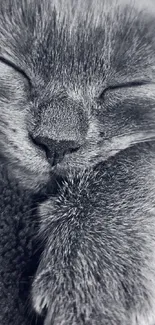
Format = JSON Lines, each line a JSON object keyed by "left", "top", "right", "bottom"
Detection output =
{"left": 34, "top": 0, "right": 155, "bottom": 86}
{"left": 0, "top": 0, "right": 155, "bottom": 87}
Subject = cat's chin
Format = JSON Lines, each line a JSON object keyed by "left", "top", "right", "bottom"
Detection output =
{"left": 51, "top": 163, "right": 83, "bottom": 179}
{"left": 51, "top": 165, "right": 69, "bottom": 178}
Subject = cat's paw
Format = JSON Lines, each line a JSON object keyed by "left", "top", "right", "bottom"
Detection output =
{"left": 32, "top": 268, "right": 51, "bottom": 315}
{"left": 32, "top": 197, "right": 63, "bottom": 318}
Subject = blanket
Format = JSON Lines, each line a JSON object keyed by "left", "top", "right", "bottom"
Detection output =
{"left": 0, "top": 162, "right": 44, "bottom": 325}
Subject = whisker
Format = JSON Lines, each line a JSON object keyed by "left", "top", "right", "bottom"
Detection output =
{"left": 115, "top": 130, "right": 155, "bottom": 140}
{"left": 130, "top": 137, "right": 155, "bottom": 145}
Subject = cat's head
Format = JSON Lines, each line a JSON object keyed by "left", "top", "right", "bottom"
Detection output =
{"left": 0, "top": 0, "right": 155, "bottom": 190}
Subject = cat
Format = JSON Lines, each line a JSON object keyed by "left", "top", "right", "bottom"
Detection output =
{"left": 0, "top": 0, "right": 155, "bottom": 324}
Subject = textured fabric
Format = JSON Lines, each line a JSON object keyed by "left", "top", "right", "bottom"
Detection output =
{"left": 0, "top": 163, "right": 44, "bottom": 325}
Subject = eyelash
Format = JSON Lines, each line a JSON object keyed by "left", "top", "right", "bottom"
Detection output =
{"left": 98, "top": 80, "right": 150, "bottom": 101}
{"left": 0, "top": 56, "right": 31, "bottom": 86}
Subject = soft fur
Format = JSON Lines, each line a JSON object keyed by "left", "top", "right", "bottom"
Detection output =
{"left": 33, "top": 145, "right": 155, "bottom": 325}
{"left": 1, "top": 0, "right": 155, "bottom": 324}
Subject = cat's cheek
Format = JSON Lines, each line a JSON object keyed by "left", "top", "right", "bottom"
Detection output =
{"left": 6, "top": 150, "right": 51, "bottom": 190}
{"left": 12, "top": 165, "right": 50, "bottom": 190}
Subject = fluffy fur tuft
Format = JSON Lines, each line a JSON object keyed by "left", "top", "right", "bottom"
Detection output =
{"left": 33, "top": 144, "right": 155, "bottom": 324}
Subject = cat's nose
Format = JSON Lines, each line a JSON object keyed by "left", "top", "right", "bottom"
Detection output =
{"left": 32, "top": 135, "right": 80, "bottom": 166}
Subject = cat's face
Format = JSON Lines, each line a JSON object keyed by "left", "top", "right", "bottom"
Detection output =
{"left": 0, "top": 0, "right": 155, "bottom": 189}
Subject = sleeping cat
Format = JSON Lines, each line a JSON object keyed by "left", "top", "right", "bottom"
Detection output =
{"left": 1, "top": 0, "right": 155, "bottom": 324}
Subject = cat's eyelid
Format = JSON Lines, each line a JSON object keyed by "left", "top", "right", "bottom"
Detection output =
{"left": 98, "top": 80, "right": 154, "bottom": 100}
{"left": 0, "top": 56, "right": 31, "bottom": 86}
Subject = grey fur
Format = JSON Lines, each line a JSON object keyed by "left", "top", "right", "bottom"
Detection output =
{"left": 1, "top": 0, "right": 155, "bottom": 189}
{"left": 33, "top": 152, "right": 155, "bottom": 325}
{"left": 0, "top": 0, "right": 155, "bottom": 324}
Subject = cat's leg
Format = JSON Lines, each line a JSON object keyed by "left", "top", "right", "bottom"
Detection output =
{"left": 32, "top": 200, "right": 155, "bottom": 325}
{"left": 32, "top": 163, "right": 155, "bottom": 325}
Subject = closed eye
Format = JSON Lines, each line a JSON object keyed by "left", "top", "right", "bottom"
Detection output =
{"left": 98, "top": 80, "right": 153, "bottom": 101}
{"left": 0, "top": 56, "right": 31, "bottom": 86}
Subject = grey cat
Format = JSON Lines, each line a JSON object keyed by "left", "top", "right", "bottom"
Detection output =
{"left": 1, "top": 0, "right": 155, "bottom": 324}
